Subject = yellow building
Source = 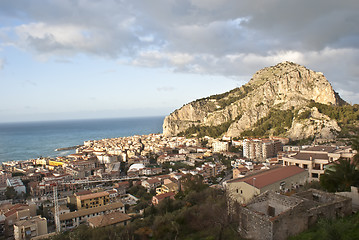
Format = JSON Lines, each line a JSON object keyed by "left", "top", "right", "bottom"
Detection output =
{"left": 226, "top": 166, "right": 307, "bottom": 204}
{"left": 76, "top": 191, "right": 110, "bottom": 210}
{"left": 48, "top": 160, "right": 64, "bottom": 167}
{"left": 156, "top": 182, "right": 179, "bottom": 195}
{"left": 35, "top": 158, "right": 47, "bottom": 166}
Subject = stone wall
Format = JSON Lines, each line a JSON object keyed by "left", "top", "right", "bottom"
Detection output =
{"left": 237, "top": 189, "right": 352, "bottom": 240}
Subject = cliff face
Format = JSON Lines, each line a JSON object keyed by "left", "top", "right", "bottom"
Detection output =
{"left": 163, "top": 62, "right": 346, "bottom": 139}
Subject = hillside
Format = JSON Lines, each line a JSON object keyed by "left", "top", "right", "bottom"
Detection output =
{"left": 163, "top": 62, "right": 358, "bottom": 140}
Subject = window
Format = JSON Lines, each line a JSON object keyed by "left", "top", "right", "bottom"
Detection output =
{"left": 268, "top": 206, "right": 275, "bottom": 217}
{"left": 312, "top": 173, "right": 319, "bottom": 179}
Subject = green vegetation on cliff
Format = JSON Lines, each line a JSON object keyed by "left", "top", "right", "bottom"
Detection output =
{"left": 178, "top": 120, "right": 235, "bottom": 138}
{"left": 177, "top": 101, "right": 359, "bottom": 139}
{"left": 195, "top": 85, "right": 254, "bottom": 110}
{"left": 309, "top": 101, "right": 359, "bottom": 125}
{"left": 308, "top": 101, "right": 359, "bottom": 137}
{"left": 241, "top": 109, "right": 294, "bottom": 137}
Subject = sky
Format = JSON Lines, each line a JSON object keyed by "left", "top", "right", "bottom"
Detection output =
{"left": 0, "top": 0, "right": 358, "bottom": 123}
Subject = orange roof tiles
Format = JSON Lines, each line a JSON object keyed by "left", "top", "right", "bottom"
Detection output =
{"left": 87, "top": 211, "right": 131, "bottom": 227}
{"left": 77, "top": 191, "right": 109, "bottom": 201}
{"left": 227, "top": 166, "right": 306, "bottom": 189}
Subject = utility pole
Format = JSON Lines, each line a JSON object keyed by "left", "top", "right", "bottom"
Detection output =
{"left": 53, "top": 185, "right": 61, "bottom": 233}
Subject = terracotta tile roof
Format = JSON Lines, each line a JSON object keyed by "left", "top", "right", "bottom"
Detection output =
{"left": 154, "top": 191, "right": 175, "bottom": 200}
{"left": 14, "top": 216, "right": 46, "bottom": 227}
{"left": 227, "top": 166, "right": 306, "bottom": 189}
{"left": 115, "top": 181, "right": 130, "bottom": 187}
{"left": 77, "top": 191, "right": 109, "bottom": 201}
{"left": 59, "top": 201, "right": 124, "bottom": 221}
{"left": 75, "top": 190, "right": 93, "bottom": 196}
{"left": 145, "top": 178, "right": 161, "bottom": 184}
{"left": 87, "top": 211, "right": 131, "bottom": 227}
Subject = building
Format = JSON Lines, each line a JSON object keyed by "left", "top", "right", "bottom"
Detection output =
{"left": 0, "top": 214, "right": 5, "bottom": 237}
{"left": 283, "top": 145, "right": 301, "bottom": 152}
{"left": 243, "top": 139, "right": 282, "bottom": 161}
{"left": 6, "top": 178, "right": 26, "bottom": 195}
{"left": 59, "top": 201, "right": 125, "bottom": 231}
{"left": 0, "top": 171, "right": 11, "bottom": 188}
{"left": 113, "top": 181, "right": 130, "bottom": 195}
{"left": 212, "top": 141, "right": 229, "bottom": 152}
{"left": 226, "top": 166, "right": 307, "bottom": 203}
{"left": 157, "top": 154, "right": 186, "bottom": 164}
{"left": 152, "top": 192, "right": 176, "bottom": 205}
{"left": 156, "top": 182, "right": 179, "bottom": 195}
{"left": 282, "top": 145, "right": 356, "bottom": 181}
{"left": 2, "top": 203, "right": 37, "bottom": 237}
{"left": 87, "top": 211, "right": 131, "bottom": 228}
{"left": 97, "top": 154, "right": 119, "bottom": 164}
{"left": 13, "top": 216, "right": 47, "bottom": 240}
{"left": 76, "top": 191, "right": 110, "bottom": 210}
{"left": 237, "top": 189, "right": 352, "bottom": 240}
{"left": 141, "top": 178, "right": 162, "bottom": 191}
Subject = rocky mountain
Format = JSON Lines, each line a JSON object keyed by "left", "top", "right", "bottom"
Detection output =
{"left": 163, "top": 61, "right": 349, "bottom": 140}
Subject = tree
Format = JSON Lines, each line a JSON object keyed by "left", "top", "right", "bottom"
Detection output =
{"left": 5, "top": 186, "right": 17, "bottom": 199}
{"left": 320, "top": 158, "right": 359, "bottom": 192}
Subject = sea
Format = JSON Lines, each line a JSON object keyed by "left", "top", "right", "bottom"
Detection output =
{"left": 0, "top": 116, "right": 164, "bottom": 163}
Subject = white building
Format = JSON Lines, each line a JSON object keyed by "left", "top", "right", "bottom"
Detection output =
{"left": 6, "top": 178, "right": 26, "bottom": 195}
{"left": 97, "top": 154, "right": 119, "bottom": 164}
{"left": 212, "top": 141, "right": 229, "bottom": 152}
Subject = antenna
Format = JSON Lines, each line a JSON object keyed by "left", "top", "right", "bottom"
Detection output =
{"left": 53, "top": 185, "right": 61, "bottom": 233}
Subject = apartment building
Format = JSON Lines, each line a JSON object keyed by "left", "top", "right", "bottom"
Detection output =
{"left": 59, "top": 201, "right": 125, "bottom": 231}
{"left": 13, "top": 216, "right": 47, "bottom": 240}
{"left": 6, "top": 178, "right": 26, "bottom": 195}
{"left": 76, "top": 191, "right": 110, "bottom": 210}
{"left": 212, "top": 141, "right": 229, "bottom": 152}
{"left": 243, "top": 138, "right": 282, "bottom": 161}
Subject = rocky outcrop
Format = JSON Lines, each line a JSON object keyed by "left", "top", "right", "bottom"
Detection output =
{"left": 163, "top": 61, "right": 346, "bottom": 139}
{"left": 287, "top": 107, "right": 341, "bottom": 140}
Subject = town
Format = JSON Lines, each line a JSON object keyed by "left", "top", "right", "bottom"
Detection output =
{"left": 0, "top": 134, "right": 358, "bottom": 240}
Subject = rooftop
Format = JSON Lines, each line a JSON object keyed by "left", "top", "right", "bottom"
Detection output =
{"left": 77, "top": 191, "right": 109, "bottom": 201}
{"left": 227, "top": 166, "right": 306, "bottom": 189}
{"left": 154, "top": 191, "right": 176, "bottom": 200}
{"left": 303, "top": 146, "right": 337, "bottom": 153}
{"left": 291, "top": 152, "right": 329, "bottom": 161}
{"left": 87, "top": 211, "right": 131, "bottom": 227}
{"left": 59, "top": 201, "right": 124, "bottom": 221}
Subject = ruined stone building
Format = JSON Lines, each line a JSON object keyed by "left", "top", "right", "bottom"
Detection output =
{"left": 237, "top": 189, "right": 352, "bottom": 240}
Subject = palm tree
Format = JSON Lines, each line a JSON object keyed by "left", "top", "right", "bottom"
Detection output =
{"left": 320, "top": 158, "right": 359, "bottom": 192}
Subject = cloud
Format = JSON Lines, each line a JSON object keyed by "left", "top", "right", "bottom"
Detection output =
{"left": 0, "top": 0, "right": 358, "bottom": 102}
{"left": 0, "top": 58, "right": 4, "bottom": 70}
{"left": 157, "top": 86, "right": 175, "bottom": 92}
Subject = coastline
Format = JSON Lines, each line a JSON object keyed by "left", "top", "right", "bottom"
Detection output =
{"left": 55, "top": 145, "right": 84, "bottom": 152}
{"left": 0, "top": 116, "right": 165, "bottom": 163}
